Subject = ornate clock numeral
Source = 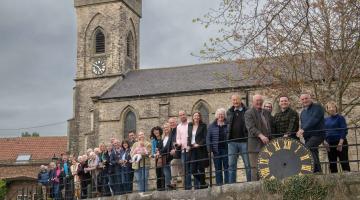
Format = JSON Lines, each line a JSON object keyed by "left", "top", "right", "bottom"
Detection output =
{"left": 295, "top": 145, "right": 301, "bottom": 153}
{"left": 259, "top": 159, "right": 269, "bottom": 164}
{"left": 273, "top": 141, "right": 281, "bottom": 151}
{"left": 260, "top": 167, "right": 270, "bottom": 178}
{"left": 300, "top": 154, "right": 310, "bottom": 161}
{"left": 263, "top": 147, "right": 273, "bottom": 157}
{"left": 284, "top": 140, "right": 292, "bottom": 150}
{"left": 301, "top": 165, "right": 312, "bottom": 172}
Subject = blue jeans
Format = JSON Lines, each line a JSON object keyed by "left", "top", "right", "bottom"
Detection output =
{"left": 134, "top": 167, "right": 149, "bottom": 192}
{"left": 213, "top": 148, "right": 229, "bottom": 185}
{"left": 181, "top": 152, "right": 192, "bottom": 190}
{"left": 228, "top": 142, "right": 251, "bottom": 183}
{"left": 163, "top": 165, "right": 172, "bottom": 189}
{"left": 53, "top": 183, "right": 61, "bottom": 200}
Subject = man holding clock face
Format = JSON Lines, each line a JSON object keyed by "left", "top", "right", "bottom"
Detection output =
{"left": 245, "top": 94, "right": 274, "bottom": 181}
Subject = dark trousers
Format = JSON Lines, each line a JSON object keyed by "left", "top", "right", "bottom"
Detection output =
{"left": 101, "top": 171, "right": 112, "bottom": 196}
{"left": 155, "top": 167, "right": 165, "bottom": 191}
{"left": 129, "top": 168, "right": 134, "bottom": 192}
{"left": 305, "top": 135, "right": 324, "bottom": 173}
{"left": 190, "top": 149, "right": 207, "bottom": 189}
{"left": 64, "top": 176, "right": 74, "bottom": 200}
{"left": 121, "top": 166, "right": 132, "bottom": 193}
{"left": 80, "top": 179, "right": 89, "bottom": 199}
{"left": 327, "top": 139, "right": 351, "bottom": 173}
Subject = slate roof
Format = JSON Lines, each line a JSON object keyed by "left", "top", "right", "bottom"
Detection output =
{"left": 0, "top": 136, "right": 68, "bottom": 163}
{"left": 100, "top": 61, "right": 262, "bottom": 99}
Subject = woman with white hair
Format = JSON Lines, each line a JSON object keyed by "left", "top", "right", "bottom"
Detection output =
{"left": 206, "top": 108, "right": 229, "bottom": 185}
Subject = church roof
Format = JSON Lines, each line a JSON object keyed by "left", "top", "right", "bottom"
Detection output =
{"left": 100, "top": 61, "right": 264, "bottom": 99}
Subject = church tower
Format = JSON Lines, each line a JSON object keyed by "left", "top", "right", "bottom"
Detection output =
{"left": 69, "top": 0, "right": 142, "bottom": 154}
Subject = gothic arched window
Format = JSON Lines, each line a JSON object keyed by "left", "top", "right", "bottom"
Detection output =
{"left": 194, "top": 102, "right": 210, "bottom": 125}
{"left": 123, "top": 110, "right": 136, "bottom": 139}
{"left": 94, "top": 29, "right": 105, "bottom": 54}
{"left": 126, "top": 32, "right": 134, "bottom": 57}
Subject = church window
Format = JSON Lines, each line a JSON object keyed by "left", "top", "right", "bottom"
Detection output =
{"left": 194, "top": 102, "right": 210, "bottom": 125}
{"left": 126, "top": 32, "right": 134, "bottom": 58}
{"left": 95, "top": 29, "right": 105, "bottom": 54}
{"left": 124, "top": 110, "right": 136, "bottom": 139}
{"left": 90, "top": 111, "right": 94, "bottom": 132}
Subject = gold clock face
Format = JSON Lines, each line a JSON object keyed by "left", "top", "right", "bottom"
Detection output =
{"left": 257, "top": 138, "right": 313, "bottom": 180}
{"left": 92, "top": 59, "right": 106, "bottom": 75}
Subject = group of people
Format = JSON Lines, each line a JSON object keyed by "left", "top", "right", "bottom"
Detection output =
{"left": 37, "top": 92, "right": 351, "bottom": 199}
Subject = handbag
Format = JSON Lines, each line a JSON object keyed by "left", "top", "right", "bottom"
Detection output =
{"left": 156, "top": 156, "right": 167, "bottom": 168}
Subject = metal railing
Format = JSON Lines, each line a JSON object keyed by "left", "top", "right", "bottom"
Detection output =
{"left": 8, "top": 126, "right": 360, "bottom": 200}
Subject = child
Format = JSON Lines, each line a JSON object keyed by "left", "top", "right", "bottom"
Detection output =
{"left": 130, "top": 141, "right": 148, "bottom": 163}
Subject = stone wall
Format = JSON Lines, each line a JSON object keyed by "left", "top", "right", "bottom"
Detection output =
{"left": 87, "top": 172, "right": 360, "bottom": 200}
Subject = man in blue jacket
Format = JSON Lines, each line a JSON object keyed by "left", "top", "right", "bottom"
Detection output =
{"left": 296, "top": 92, "right": 325, "bottom": 173}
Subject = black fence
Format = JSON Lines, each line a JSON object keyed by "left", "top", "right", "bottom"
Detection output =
{"left": 8, "top": 126, "right": 360, "bottom": 200}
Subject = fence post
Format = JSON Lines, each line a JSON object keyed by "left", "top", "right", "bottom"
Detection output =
{"left": 184, "top": 149, "right": 187, "bottom": 190}
{"left": 143, "top": 156, "right": 146, "bottom": 192}
{"left": 209, "top": 146, "right": 213, "bottom": 187}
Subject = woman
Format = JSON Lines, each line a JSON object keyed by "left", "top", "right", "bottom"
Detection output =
{"left": 77, "top": 155, "right": 91, "bottom": 199}
{"left": 130, "top": 131, "right": 151, "bottom": 192}
{"left": 156, "top": 123, "right": 173, "bottom": 190}
{"left": 71, "top": 157, "right": 81, "bottom": 200}
{"left": 188, "top": 112, "right": 209, "bottom": 189}
{"left": 206, "top": 108, "right": 229, "bottom": 185}
{"left": 151, "top": 126, "right": 165, "bottom": 191}
{"left": 99, "top": 143, "right": 112, "bottom": 196}
{"left": 120, "top": 140, "right": 132, "bottom": 193}
{"left": 324, "top": 101, "right": 351, "bottom": 173}
{"left": 86, "top": 151, "right": 100, "bottom": 197}
{"left": 49, "top": 161, "right": 63, "bottom": 200}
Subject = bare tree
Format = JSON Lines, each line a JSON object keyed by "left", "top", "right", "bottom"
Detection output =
{"left": 196, "top": 0, "right": 360, "bottom": 124}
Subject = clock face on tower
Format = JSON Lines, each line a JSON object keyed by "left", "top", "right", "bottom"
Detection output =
{"left": 92, "top": 59, "right": 106, "bottom": 75}
{"left": 257, "top": 138, "right": 314, "bottom": 180}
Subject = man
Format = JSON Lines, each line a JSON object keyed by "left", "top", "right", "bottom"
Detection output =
{"left": 127, "top": 131, "right": 136, "bottom": 191}
{"left": 245, "top": 94, "right": 274, "bottom": 181}
{"left": 274, "top": 95, "right": 299, "bottom": 139}
{"left": 296, "top": 92, "right": 325, "bottom": 173}
{"left": 127, "top": 131, "right": 137, "bottom": 147}
{"left": 60, "top": 153, "right": 73, "bottom": 200}
{"left": 168, "top": 117, "right": 179, "bottom": 188}
{"left": 176, "top": 111, "right": 192, "bottom": 189}
{"left": 226, "top": 94, "right": 251, "bottom": 183}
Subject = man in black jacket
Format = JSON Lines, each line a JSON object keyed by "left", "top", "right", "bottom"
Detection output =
{"left": 227, "top": 94, "right": 251, "bottom": 183}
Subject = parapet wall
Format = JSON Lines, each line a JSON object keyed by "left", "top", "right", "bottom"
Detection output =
{"left": 89, "top": 172, "right": 360, "bottom": 200}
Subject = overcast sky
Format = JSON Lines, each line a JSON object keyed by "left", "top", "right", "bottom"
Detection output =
{"left": 0, "top": 0, "right": 220, "bottom": 137}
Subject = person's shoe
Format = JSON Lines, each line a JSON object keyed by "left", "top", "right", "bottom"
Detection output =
{"left": 167, "top": 184, "right": 176, "bottom": 190}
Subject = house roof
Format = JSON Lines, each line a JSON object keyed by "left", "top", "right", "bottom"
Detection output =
{"left": 100, "top": 61, "right": 263, "bottom": 99}
{"left": 0, "top": 136, "right": 68, "bottom": 163}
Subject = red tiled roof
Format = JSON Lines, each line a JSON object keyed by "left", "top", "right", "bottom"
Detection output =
{"left": 0, "top": 137, "right": 68, "bottom": 162}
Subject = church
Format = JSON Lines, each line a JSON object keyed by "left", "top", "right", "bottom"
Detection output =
{"left": 68, "top": 0, "right": 267, "bottom": 154}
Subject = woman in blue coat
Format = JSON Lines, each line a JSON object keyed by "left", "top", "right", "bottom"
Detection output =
{"left": 324, "top": 101, "right": 350, "bottom": 173}
{"left": 206, "top": 108, "right": 229, "bottom": 185}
